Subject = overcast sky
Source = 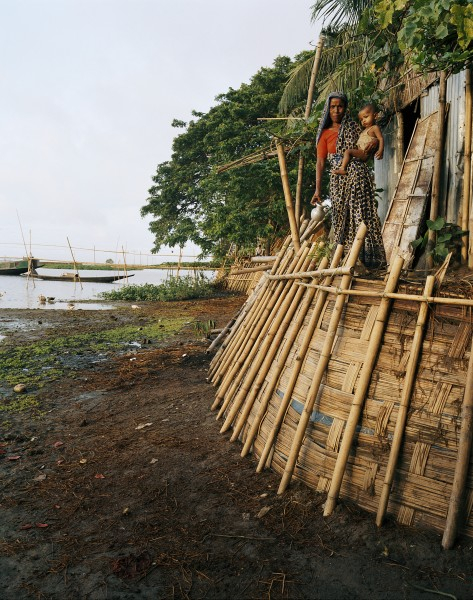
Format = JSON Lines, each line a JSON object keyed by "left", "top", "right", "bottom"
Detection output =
{"left": 0, "top": 0, "right": 320, "bottom": 263}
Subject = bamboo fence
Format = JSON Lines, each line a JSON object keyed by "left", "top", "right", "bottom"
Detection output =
{"left": 209, "top": 236, "right": 473, "bottom": 545}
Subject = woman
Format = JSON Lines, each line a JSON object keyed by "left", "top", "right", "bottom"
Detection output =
{"left": 311, "top": 92, "right": 386, "bottom": 269}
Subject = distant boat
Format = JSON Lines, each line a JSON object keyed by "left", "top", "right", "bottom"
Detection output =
{"left": 0, "top": 258, "right": 41, "bottom": 276}
{"left": 22, "top": 271, "right": 134, "bottom": 283}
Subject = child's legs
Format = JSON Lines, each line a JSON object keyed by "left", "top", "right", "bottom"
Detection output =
{"left": 340, "top": 148, "right": 354, "bottom": 171}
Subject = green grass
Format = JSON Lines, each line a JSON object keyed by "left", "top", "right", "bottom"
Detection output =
{"left": 99, "top": 274, "right": 219, "bottom": 302}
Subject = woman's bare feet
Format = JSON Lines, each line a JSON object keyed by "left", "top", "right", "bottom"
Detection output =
{"left": 332, "top": 168, "right": 347, "bottom": 175}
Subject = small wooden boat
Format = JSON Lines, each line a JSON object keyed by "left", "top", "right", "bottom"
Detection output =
{"left": 22, "top": 271, "right": 134, "bottom": 283}
{"left": 0, "top": 258, "right": 41, "bottom": 276}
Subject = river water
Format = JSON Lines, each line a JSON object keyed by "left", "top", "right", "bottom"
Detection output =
{"left": 0, "top": 268, "right": 215, "bottom": 310}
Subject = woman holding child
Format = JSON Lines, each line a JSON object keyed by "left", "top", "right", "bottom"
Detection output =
{"left": 311, "top": 91, "right": 386, "bottom": 269}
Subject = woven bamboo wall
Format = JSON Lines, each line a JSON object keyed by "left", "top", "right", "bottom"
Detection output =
{"left": 219, "top": 259, "right": 265, "bottom": 295}
{"left": 210, "top": 247, "right": 473, "bottom": 539}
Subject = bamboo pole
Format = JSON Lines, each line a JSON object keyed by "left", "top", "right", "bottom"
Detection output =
{"left": 210, "top": 239, "right": 292, "bottom": 386}
{"left": 277, "top": 141, "right": 301, "bottom": 251}
{"left": 427, "top": 71, "right": 447, "bottom": 270}
{"left": 207, "top": 308, "right": 242, "bottom": 355}
{"left": 121, "top": 246, "right": 128, "bottom": 280}
{"left": 376, "top": 274, "right": 436, "bottom": 527}
{"left": 296, "top": 282, "right": 473, "bottom": 308}
{"left": 230, "top": 264, "right": 272, "bottom": 275}
{"left": 395, "top": 111, "right": 404, "bottom": 171}
{"left": 211, "top": 240, "right": 296, "bottom": 387}
{"left": 256, "top": 245, "right": 344, "bottom": 471}
{"left": 250, "top": 256, "right": 276, "bottom": 263}
{"left": 300, "top": 218, "right": 325, "bottom": 243}
{"left": 67, "top": 237, "right": 82, "bottom": 289}
{"left": 441, "top": 329, "right": 473, "bottom": 549}
{"left": 215, "top": 244, "right": 311, "bottom": 419}
{"left": 208, "top": 274, "right": 267, "bottom": 374}
{"left": 177, "top": 246, "right": 183, "bottom": 276}
{"left": 240, "top": 255, "right": 330, "bottom": 457}
{"left": 213, "top": 239, "right": 294, "bottom": 377}
{"left": 278, "top": 224, "right": 367, "bottom": 494}
{"left": 223, "top": 245, "right": 322, "bottom": 437}
{"left": 323, "top": 254, "right": 405, "bottom": 516}
{"left": 295, "top": 35, "right": 325, "bottom": 225}
{"left": 463, "top": 67, "right": 472, "bottom": 265}
{"left": 214, "top": 239, "right": 309, "bottom": 412}
{"left": 267, "top": 266, "right": 353, "bottom": 281}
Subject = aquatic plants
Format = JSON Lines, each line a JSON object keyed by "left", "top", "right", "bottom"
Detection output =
{"left": 99, "top": 274, "right": 218, "bottom": 302}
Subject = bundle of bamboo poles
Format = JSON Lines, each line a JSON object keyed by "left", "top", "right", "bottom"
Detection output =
{"left": 208, "top": 228, "right": 473, "bottom": 546}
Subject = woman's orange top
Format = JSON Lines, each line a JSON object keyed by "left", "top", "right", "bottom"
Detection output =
{"left": 317, "top": 128, "right": 338, "bottom": 158}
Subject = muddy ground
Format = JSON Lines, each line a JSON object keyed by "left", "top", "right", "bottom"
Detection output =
{"left": 0, "top": 295, "right": 472, "bottom": 600}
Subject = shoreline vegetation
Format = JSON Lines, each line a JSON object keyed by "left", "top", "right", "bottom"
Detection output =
{"left": 39, "top": 260, "right": 220, "bottom": 271}
{"left": 99, "top": 274, "right": 224, "bottom": 302}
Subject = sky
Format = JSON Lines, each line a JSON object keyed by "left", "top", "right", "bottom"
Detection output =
{"left": 0, "top": 0, "right": 320, "bottom": 264}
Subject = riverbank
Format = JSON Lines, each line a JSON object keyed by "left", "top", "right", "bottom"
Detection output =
{"left": 0, "top": 297, "right": 472, "bottom": 599}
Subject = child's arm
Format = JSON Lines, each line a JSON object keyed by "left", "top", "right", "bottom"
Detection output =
{"left": 372, "top": 125, "right": 384, "bottom": 159}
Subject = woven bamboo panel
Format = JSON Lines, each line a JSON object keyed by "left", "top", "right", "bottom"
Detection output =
{"left": 214, "top": 271, "right": 473, "bottom": 538}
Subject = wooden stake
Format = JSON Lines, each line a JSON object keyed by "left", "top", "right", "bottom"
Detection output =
{"left": 376, "top": 275, "right": 436, "bottom": 527}
{"left": 278, "top": 223, "right": 367, "bottom": 494}
{"left": 256, "top": 245, "right": 344, "bottom": 472}
{"left": 442, "top": 328, "right": 473, "bottom": 549}
{"left": 276, "top": 141, "right": 301, "bottom": 251}
{"left": 323, "top": 254, "right": 405, "bottom": 516}
{"left": 121, "top": 246, "right": 129, "bottom": 280}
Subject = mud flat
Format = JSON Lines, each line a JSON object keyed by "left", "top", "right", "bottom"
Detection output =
{"left": 0, "top": 297, "right": 472, "bottom": 599}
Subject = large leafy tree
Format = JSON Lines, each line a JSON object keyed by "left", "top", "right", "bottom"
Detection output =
{"left": 142, "top": 54, "right": 314, "bottom": 259}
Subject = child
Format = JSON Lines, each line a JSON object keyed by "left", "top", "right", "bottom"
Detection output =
{"left": 332, "top": 103, "right": 384, "bottom": 175}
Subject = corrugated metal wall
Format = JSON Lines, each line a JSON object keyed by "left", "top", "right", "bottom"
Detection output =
{"left": 375, "top": 70, "right": 470, "bottom": 227}
{"left": 420, "top": 71, "right": 466, "bottom": 224}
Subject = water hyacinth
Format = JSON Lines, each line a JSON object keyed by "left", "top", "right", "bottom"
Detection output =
{"left": 99, "top": 274, "right": 218, "bottom": 302}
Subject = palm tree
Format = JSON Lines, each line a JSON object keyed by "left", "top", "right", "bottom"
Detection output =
{"left": 279, "top": 1, "right": 376, "bottom": 115}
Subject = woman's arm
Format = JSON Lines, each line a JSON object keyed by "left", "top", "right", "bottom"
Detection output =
{"left": 311, "top": 155, "right": 326, "bottom": 204}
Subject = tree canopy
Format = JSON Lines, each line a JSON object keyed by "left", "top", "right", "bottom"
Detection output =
{"left": 281, "top": 0, "right": 472, "bottom": 117}
{"left": 142, "top": 54, "right": 314, "bottom": 259}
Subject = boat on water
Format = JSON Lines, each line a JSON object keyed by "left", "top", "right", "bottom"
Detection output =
{"left": 22, "top": 271, "right": 134, "bottom": 283}
{"left": 0, "top": 258, "right": 41, "bottom": 276}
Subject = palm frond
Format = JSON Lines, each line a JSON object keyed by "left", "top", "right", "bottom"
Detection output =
{"left": 311, "top": 0, "right": 373, "bottom": 29}
{"left": 279, "top": 56, "right": 316, "bottom": 115}
{"left": 279, "top": 27, "right": 370, "bottom": 116}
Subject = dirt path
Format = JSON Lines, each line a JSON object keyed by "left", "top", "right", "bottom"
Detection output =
{"left": 0, "top": 297, "right": 472, "bottom": 599}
